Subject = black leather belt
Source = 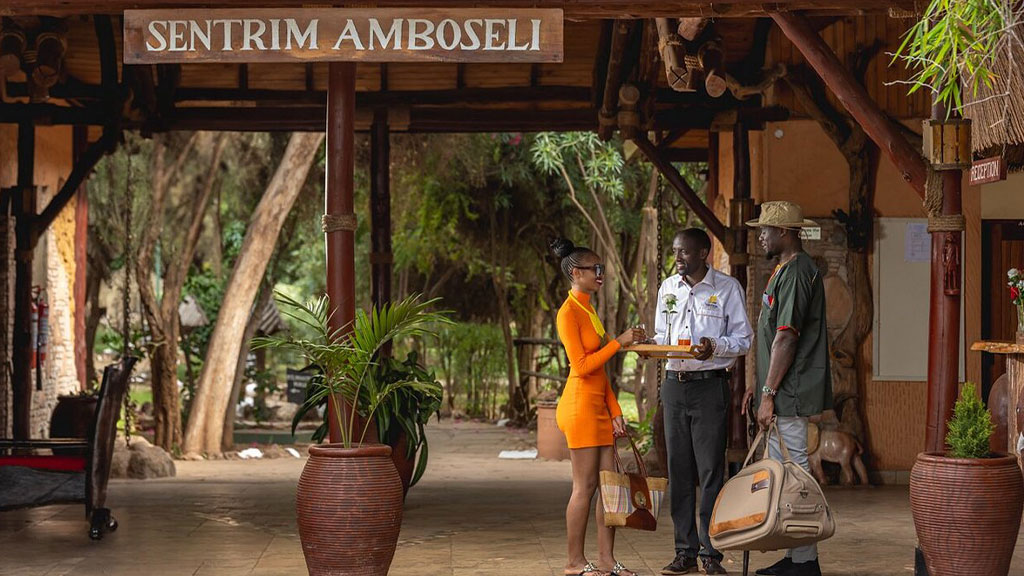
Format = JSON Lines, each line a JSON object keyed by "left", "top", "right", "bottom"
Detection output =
{"left": 666, "top": 369, "right": 729, "bottom": 381}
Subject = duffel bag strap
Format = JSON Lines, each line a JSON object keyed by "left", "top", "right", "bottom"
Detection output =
{"left": 743, "top": 417, "right": 796, "bottom": 466}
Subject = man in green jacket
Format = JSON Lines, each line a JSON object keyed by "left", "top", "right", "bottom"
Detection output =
{"left": 742, "top": 201, "right": 833, "bottom": 576}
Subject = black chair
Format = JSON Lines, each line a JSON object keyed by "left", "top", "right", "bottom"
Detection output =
{"left": 0, "top": 356, "right": 137, "bottom": 539}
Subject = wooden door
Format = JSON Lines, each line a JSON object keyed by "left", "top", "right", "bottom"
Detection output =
{"left": 982, "top": 220, "right": 1024, "bottom": 399}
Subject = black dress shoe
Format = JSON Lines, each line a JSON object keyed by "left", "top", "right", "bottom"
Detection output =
{"left": 786, "top": 559, "right": 821, "bottom": 576}
{"left": 755, "top": 557, "right": 792, "bottom": 576}
{"left": 701, "top": 557, "right": 728, "bottom": 574}
{"left": 662, "top": 553, "right": 698, "bottom": 575}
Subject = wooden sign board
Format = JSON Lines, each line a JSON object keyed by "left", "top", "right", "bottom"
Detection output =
{"left": 123, "top": 8, "right": 563, "bottom": 64}
{"left": 969, "top": 156, "right": 1007, "bottom": 186}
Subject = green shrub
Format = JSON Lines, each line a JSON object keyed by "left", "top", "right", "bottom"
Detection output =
{"left": 945, "top": 382, "right": 995, "bottom": 459}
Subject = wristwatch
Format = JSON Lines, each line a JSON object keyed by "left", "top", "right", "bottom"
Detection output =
{"left": 761, "top": 385, "right": 777, "bottom": 397}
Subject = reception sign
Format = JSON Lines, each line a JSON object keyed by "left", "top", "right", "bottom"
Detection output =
{"left": 124, "top": 8, "right": 563, "bottom": 63}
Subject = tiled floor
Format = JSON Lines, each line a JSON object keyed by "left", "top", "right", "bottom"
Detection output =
{"left": 1, "top": 420, "right": 1022, "bottom": 575}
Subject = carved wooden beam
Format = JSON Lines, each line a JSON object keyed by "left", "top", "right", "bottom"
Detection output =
{"left": 656, "top": 18, "right": 690, "bottom": 92}
{"left": 34, "top": 132, "right": 115, "bottom": 235}
{"left": 598, "top": 19, "right": 633, "bottom": 140}
{"left": 771, "top": 11, "right": 926, "bottom": 198}
{"left": 632, "top": 133, "right": 728, "bottom": 243}
{"left": 699, "top": 40, "right": 727, "bottom": 98}
{"left": 677, "top": 17, "right": 709, "bottom": 41}
{"left": 2, "top": 1, "right": 921, "bottom": 18}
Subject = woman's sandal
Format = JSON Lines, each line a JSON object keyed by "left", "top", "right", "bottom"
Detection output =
{"left": 609, "top": 562, "right": 638, "bottom": 576}
{"left": 564, "top": 562, "right": 608, "bottom": 576}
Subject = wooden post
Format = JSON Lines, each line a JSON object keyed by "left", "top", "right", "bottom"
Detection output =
{"left": 13, "top": 122, "right": 35, "bottom": 440}
{"left": 729, "top": 123, "right": 752, "bottom": 457}
{"left": 73, "top": 126, "right": 89, "bottom": 391}
{"left": 770, "top": 11, "right": 927, "bottom": 198}
{"left": 325, "top": 62, "right": 359, "bottom": 444}
{"left": 370, "top": 109, "right": 392, "bottom": 313}
{"left": 925, "top": 101, "right": 964, "bottom": 453}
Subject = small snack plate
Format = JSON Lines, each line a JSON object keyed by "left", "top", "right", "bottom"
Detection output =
{"left": 622, "top": 344, "right": 696, "bottom": 359}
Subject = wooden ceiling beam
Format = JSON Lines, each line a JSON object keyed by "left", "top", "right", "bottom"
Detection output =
{"left": 1, "top": 1, "right": 920, "bottom": 18}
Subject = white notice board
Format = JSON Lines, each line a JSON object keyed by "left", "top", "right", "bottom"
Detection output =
{"left": 873, "top": 218, "right": 964, "bottom": 381}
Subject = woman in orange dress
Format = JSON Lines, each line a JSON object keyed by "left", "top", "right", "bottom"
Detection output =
{"left": 551, "top": 238, "right": 643, "bottom": 576}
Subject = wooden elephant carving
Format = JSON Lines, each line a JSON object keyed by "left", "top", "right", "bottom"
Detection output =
{"left": 808, "top": 423, "right": 869, "bottom": 486}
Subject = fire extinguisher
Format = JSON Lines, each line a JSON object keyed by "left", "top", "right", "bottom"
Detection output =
{"left": 29, "top": 288, "right": 47, "bottom": 391}
{"left": 37, "top": 290, "right": 48, "bottom": 363}
{"left": 29, "top": 286, "right": 39, "bottom": 372}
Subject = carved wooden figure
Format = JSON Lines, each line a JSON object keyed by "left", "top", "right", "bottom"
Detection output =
{"left": 808, "top": 423, "right": 869, "bottom": 486}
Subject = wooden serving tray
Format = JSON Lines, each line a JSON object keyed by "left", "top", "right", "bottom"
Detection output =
{"left": 622, "top": 344, "right": 695, "bottom": 359}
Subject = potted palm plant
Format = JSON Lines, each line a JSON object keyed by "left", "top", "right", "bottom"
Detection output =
{"left": 254, "top": 292, "right": 449, "bottom": 576}
{"left": 910, "top": 382, "right": 1024, "bottom": 576}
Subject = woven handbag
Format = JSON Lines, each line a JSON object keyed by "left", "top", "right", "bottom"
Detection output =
{"left": 599, "top": 433, "right": 668, "bottom": 531}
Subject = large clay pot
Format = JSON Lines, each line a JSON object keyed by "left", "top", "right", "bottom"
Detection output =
{"left": 50, "top": 395, "right": 98, "bottom": 456}
{"left": 536, "top": 400, "right": 570, "bottom": 461}
{"left": 910, "top": 452, "right": 1024, "bottom": 576}
{"left": 296, "top": 443, "right": 404, "bottom": 576}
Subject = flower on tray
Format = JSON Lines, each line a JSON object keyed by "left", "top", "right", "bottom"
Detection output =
{"left": 663, "top": 294, "right": 678, "bottom": 314}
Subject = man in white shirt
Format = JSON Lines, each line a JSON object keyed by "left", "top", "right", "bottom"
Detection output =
{"left": 657, "top": 229, "right": 753, "bottom": 576}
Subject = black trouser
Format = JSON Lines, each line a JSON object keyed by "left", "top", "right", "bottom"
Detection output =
{"left": 661, "top": 371, "right": 729, "bottom": 561}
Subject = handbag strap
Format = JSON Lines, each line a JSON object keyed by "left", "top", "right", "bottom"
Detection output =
{"left": 611, "top": 431, "right": 648, "bottom": 478}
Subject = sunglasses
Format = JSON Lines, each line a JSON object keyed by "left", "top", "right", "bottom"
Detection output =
{"left": 576, "top": 264, "right": 606, "bottom": 276}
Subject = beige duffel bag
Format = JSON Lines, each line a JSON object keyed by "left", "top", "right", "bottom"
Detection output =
{"left": 709, "top": 419, "right": 836, "bottom": 552}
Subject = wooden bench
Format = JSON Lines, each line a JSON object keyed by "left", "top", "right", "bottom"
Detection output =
{"left": 0, "top": 356, "right": 137, "bottom": 540}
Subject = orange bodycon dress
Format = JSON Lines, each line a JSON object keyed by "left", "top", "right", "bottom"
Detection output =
{"left": 555, "top": 291, "right": 623, "bottom": 449}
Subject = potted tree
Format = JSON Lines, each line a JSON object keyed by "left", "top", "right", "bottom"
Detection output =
{"left": 255, "top": 292, "right": 449, "bottom": 576}
{"left": 910, "top": 383, "right": 1024, "bottom": 576}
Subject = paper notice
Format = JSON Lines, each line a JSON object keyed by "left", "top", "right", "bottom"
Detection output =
{"left": 904, "top": 222, "right": 930, "bottom": 262}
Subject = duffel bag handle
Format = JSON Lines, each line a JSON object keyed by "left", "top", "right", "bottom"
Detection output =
{"left": 741, "top": 417, "right": 794, "bottom": 467}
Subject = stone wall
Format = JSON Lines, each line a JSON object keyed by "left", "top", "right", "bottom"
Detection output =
{"left": 0, "top": 125, "right": 78, "bottom": 438}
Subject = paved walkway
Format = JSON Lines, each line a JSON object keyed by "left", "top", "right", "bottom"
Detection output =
{"left": 1, "top": 420, "right": 1022, "bottom": 575}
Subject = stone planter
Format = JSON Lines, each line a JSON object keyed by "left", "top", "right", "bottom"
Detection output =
{"left": 910, "top": 452, "right": 1024, "bottom": 576}
{"left": 536, "top": 400, "right": 570, "bottom": 461}
{"left": 296, "top": 443, "right": 403, "bottom": 576}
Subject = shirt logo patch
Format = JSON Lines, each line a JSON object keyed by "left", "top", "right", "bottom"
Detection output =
{"left": 705, "top": 295, "right": 719, "bottom": 307}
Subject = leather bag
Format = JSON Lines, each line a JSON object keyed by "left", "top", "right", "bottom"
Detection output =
{"left": 709, "top": 418, "right": 836, "bottom": 551}
{"left": 599, "top": 433, "right": 668, "bottom": 531}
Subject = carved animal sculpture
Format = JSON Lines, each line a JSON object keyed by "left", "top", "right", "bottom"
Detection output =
{"left": 808, "top": 424, "right": 869, "bottom": 487}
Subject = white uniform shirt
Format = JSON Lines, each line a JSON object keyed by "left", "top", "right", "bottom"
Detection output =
{"left": 654, "top": 267, "right": 753, "bottom": 372}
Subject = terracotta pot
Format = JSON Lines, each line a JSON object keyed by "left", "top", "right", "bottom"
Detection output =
{"left": 50, "top": 395, "right": 98, "bottom": 456}
{"left": 296, "top": 443, "right": 404, "bottom": 576}
{"left": 536, "top": 401, "right": 570, "bottom": 461}
{"left": 910, "top": 452, "right": 1024, "bottom": 576}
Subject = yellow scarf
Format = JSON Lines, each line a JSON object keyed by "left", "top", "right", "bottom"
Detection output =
{"left": 567, "top": 291, "right": 606, "bottom": 339}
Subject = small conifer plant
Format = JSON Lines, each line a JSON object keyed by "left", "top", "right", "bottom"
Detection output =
{"left": 945, "top": 382, "right": 996, "bottom": 459}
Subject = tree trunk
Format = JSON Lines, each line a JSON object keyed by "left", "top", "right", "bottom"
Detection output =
{"left": 182, "top": 132, "right": 324, "bottom": 456}
{"left": 150, "top": 333, "right": 181, "bottom": 449}
{"left": 84, "top": 246, "right": 109, "bottom": 388}
{"left": 221, "top": 282, "right": 272, "bottom": 452}
{"left": 136, "top": 132, "right": 217, "bottom": 452}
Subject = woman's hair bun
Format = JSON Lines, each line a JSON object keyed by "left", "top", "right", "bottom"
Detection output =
{"left": 550, "top": 237, "right": 575, "bottom": 259}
